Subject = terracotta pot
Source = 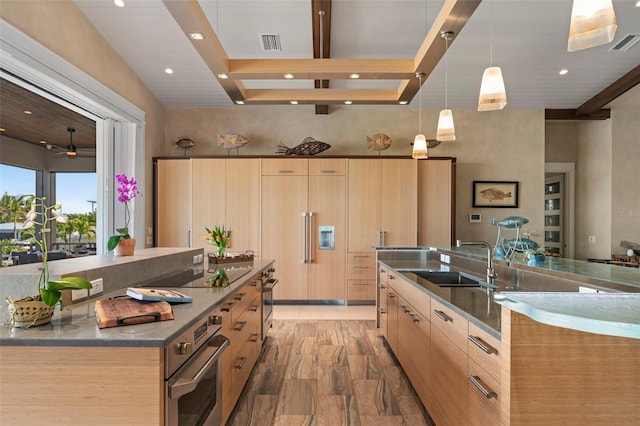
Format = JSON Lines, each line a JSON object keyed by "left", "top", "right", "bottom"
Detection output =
{"left": 115, "top": 238, "right": 136, "bottom": 256}
{"left": 8, "top": 299, "right": 55, "bottom": 328}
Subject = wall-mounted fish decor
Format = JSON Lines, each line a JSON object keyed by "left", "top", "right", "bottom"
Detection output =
{"left": 479, "top": 187, "right": 512, "bottom": 202}
{"left": 277, "top": 137, "right": 331, "bottom": 156}
{"left": 175, "top": 137, "right": 195, "bottom": 156}
{"left": 217, "top": 133, "right": 249, "bottom": 150}
{"left": 366, "top": 134, "right": 392, "bottom": 151}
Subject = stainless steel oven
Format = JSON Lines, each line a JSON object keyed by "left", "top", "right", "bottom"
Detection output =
{"left": 261, "top": 266, "right": 277, "bottom": 340}
{"left": 165, "top": 307, "right": 229, "bottom": 426}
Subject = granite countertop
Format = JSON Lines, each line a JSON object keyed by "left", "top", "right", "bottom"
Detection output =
{"left": 0, "top": 259, "right": 274, "bottom": 347}
{"left": 382, "top": 258, "right": 640, "bottom": 340}
{"left": 495, "top": 293, "right": 640, "bottom": 339}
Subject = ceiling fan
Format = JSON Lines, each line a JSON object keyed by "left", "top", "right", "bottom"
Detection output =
{"left": 45, "top": 127, "right": 96, "bottom": 159}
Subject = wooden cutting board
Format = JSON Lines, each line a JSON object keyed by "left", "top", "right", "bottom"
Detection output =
{"left": 95, "top": 297, "right": 174, "bottom": 329}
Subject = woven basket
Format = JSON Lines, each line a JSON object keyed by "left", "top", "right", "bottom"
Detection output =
{"left": 8, "top": 299, "right": 55, "bottom": 328}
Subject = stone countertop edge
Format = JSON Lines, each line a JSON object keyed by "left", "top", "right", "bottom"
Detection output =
{"left": 494, "top": 292, "right": 640, "bottom": 340}
{"left": 0, "top": 259, "right": 275, "bottom": 347}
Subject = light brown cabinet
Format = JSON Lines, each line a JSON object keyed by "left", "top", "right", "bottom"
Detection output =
{"left": 156, "top": 158, "right": 260, "bottom": 253}
{"left": 418, "top": 159, "right": 455, "bottom": 247}
{"left": 221, "top": 275, "right": 263, "bottom": 424}
{"left": 347, "top": 252, "right": 376, "bottom": 303}
{"left": 261, "top": 158, "right": 346, "bottom": 301}
{"left": 347, "top": 159, "right": 417, "bottom": 252}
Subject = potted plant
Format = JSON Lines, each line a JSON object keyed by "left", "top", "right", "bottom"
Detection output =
{"left": 6, "top": 196, "right": 92, "bottom": 328}
{"left": 205, "top": 225, "right": 231, "bottom": 259}
{"left": 107, "top": 174, "right": 141, "bottom": 256}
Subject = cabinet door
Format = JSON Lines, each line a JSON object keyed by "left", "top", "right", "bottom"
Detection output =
{"left": 386, "top": 280, "right": 399, "bottom": 355}
{"left": 308, "top": 161, "right": 346, "bottom": 300}
{"left": 262, "top": 173, "right": 308, "bottom": 300}
{"left": 226, "top": 159, "right": 261, "bottom": 252}
{"left": 381, "top": 159, "right": 417, "bottom": 246}
{"left": 191, "top": 159, "right": 225, "bottom": 251}
{"left": 348, "top": 159, "right": 381, "bottom": 252}
{"left": 418, "top": 159, "right": 454, "bottom": 247}
{"left": 156, "top": 159, "right": 192, "bottom": 247}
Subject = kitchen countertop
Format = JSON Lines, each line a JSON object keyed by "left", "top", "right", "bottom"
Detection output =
{"left": 494, "top": 292, "right": 640, "bottom": 339}
{"left": 381, "top": 258, "right": 640, "bottom": 340}
{"left": 0, "top": 259, "right": 274, "bottom": 347}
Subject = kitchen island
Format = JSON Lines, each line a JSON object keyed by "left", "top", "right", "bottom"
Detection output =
{"left": 377, "top": 247, "right": 640, "bottom": 426}
{"left": 0, "top": 250, "right": 274, "bottom": 426}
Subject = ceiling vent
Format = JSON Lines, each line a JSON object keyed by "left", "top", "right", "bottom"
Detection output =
{"left": 260, "top": 34, "right": 282, "bottom": 51}
{"left": 609, "top": 34, "right": 640, "bottom": 51}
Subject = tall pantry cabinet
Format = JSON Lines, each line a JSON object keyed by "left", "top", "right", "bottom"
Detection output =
{"left": 155, "top": 158, "right": 260, "bottom": 253}
{"left": 261, "top": 158, "right": 347, "bottom": 301}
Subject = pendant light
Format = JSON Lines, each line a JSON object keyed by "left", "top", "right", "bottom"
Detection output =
{"left": 412, "top": 72, "right": 428, "bottom": 159}
{"left": 478, "top": 0, "right": 507, "bottom": 111}
{"left": 568, "top": 0, "right": 617, "bottom": 52}
{"left": 66, "top": 127, "right": 77, "bottom": 158}
{"left": 436, "top": 31, "right": 455, "bottom": 142}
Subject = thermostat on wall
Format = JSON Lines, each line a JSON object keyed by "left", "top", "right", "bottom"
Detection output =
{"left": 469, "top": 213, "right": 482, "bottom": 223}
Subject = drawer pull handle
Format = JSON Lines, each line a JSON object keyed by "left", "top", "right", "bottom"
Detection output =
{"left": 468, "top": 335, "right": 498, "bottom": 355}
{"left": 468, "top": 375, "right": 497, "bottom": 399}
{"left": 379, "top": 269, "right": 386, "bottom": 273}
{"left": 354, "top": 255, "right": 370, "bottom": 259}
{"left": 389, "top": 275, "right": 395, "bottom": 280}
{"left": 434, "top": 310, "right": 452, "bottom": 322}
{"left": 379, "top": 309, "right": 386, "bottom": 314}
{"left": 320, "top": 170, "right": 336, "bottom": 173}
{"left": 409, "top": 313, "right": 419, "bottom": 323}
{"left": 353, "top": 282, "right": 369, "bottom": 286}
{"left": 221, "top": 300, "right": 237, "bottom": 312}
{"left": 354, "top": 266, "right": 369, "bottom": 270}
{"left": 250, "top": 333, "right": 260, "bottom": 342}
{"left": 233, "top": 321, "right": 247, "bottom": 332}
{"left": 388, "top": 293, "right": 396, "bottom": 299}
{"left": 278, "top": 170, "right": 295, "bottom": 174}
{"left": 250, "top": 304, "right": 260, "bottom": 312}
{"left": 234, "top": 292, "right": 247, "bottom": 301}
{"left": 234, "top": 356, "right": 247, "bottom": 369}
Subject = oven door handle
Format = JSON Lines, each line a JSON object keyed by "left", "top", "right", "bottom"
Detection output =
{"left": 168, "top": 335, "right": 229, "bottom": 400}
{"left": 263, "top": 279, "right": 278, "bottom": 291}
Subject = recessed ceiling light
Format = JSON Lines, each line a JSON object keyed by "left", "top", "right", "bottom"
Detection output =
{"left": 559, "top": 69, "right": 569, "bottom": 75}
{"left": 636, "top": 1, "right": 640, "bottom": 7}
{"left": 23, "top": 110, "right": 32, "bottom": 115}
{"left": 344, "top": 100, "right": 353, "bottom": 105}
{"left": 189, "top": 33, "right": 204, "bottom": 40}
{"left": 39, "top": 140, "right": 46, "bottom": 144}
{"left": 350, "top": 73, "right": 360, "bottom": 79}
{"left": 165, "top": 68, "right": 174, "bottom": 74}
{"left": 399, "top": 101, "right": 408, "bottom": 105}
{"left": 235, "top": 100, "right": 245, "bottom": 105}
{"left": 218, "top": 74, "right": 228, "bottom": 79}
{"left": 283, "top": 73, "right": 294, "bottom": 79}
{"left": 0, "top": 128, "right": 5, "bottom": 132}
{"left": 114, "top": 0, "right": 125, "bottom": 7}
{"left": 290, "top": 101, "right": 298, "bottom": 105}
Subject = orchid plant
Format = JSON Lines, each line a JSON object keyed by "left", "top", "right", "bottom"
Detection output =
{"left": 107, "top": 174, "right": 141, "bottom": 251}
{"left": 21, "top": 196, "right": 92, "bottom": 307}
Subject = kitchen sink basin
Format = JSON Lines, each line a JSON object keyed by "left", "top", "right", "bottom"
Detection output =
{"left": 410, "top": 271, "right": 483, "bottom": 287}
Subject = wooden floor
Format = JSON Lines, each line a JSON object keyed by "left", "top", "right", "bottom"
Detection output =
{"left": 227, "top": 313, "right": 433, "bottom": 425}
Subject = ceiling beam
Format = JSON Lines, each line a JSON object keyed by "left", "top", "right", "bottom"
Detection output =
{"left": 244, "top": 88, "right": 399, "bottom": 104}
{"left": 576, "top": 64, "right": 640, "bottom": 116}
{"left": 312, "top": 0, "right": 332, "bottom": 114}
{"left": 545, "top": 109, "right": 611, "bottom": 120}
{"left": 162, "top": 0, "right": 246, "bottom": 103}
{"left": 398, "top": 0, "right": 482, "bottom": 103}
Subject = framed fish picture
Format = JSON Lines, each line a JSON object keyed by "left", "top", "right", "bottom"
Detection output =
{"left": 473, "top": 181, "right": 519, "bottom": 208}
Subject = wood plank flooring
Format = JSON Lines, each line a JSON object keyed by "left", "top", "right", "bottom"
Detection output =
{"left": 227, "top": 320, "right": 433, "bottom": 425}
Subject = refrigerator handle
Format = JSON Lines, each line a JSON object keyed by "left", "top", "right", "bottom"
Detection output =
{"left": 302, "top": 212, "right": 308, "bottom": 263}
{"left": 308, "top": 212, "right": 314, "bottom": 263}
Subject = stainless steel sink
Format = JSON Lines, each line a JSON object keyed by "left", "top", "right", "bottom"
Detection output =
{"left": 410, "top": 271, "right": 483, "bottom": 287}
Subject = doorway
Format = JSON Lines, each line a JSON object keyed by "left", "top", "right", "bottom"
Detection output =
{"left": 545, "top": 163, "right": 575, "bottom": 259}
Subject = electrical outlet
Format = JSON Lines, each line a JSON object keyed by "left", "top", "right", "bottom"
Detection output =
{"left": 71, "top": 288, "right": 88, "bottom": 301}
{"left": 193, "top": 255, "right": 199, "bottom": 264}
{"left": 146, "top": 236, "right": 153, "bottom": 245}
{"left": 89, "top": 278, "right": 104, "bottom": 296}
{"left": 440, "top": 254, "right": 450, "bottom": 264}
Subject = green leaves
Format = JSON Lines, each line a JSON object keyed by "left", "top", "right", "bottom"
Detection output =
{"left": 40, "top": 277, "right": 93, "bottom": 306}
{"left": 107, "top": 228, "right": 131, "bottom": 251}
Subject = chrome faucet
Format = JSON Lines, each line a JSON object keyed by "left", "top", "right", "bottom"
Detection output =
{"left": 456, "top": 240, "right": 497, "bottom": 284}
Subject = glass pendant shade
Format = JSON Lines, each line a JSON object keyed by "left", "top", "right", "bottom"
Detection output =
{"left": 412, "top": 134, "right": 428, "bottom": 159}
{"left": 436, "top": 109, "right": 455, "bottom": 141}
{"left": 478, "top": 67, "right": 507, "bottom": 111}
{"left": 568, "top": 0, "right": 617, "bottom": 52}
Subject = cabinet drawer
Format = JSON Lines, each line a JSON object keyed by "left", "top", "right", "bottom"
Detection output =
{"left": 309, "top": 158, "right": 346, "bottom": 175}
{"left": 431, "top": 298, "right": 469, "bottom": 352}
{"left": 390, "top": 274, "right": 431, "bottom": 318}
{"left": 223, "top": 284, "right": 260, "bottom": 321}
{"left": 347, "top": 280, "right": 376, "bottom": 301}
{"left": 397, "top": 296, "right": 430, "bottom": 408}
{"left": 261, "top": 158, "right": 308, "bottom": 175}
{"left": 467, "top": 358, "right": 500, "bottom": 426}
{"left": 231, "top": 325, "right": 261, "bottom": 401}
{"left": 348, "top": 253, "right": 376, "bottom": 279}
{"left": 468, "top": 322, "right": 501, "bottom": 381}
